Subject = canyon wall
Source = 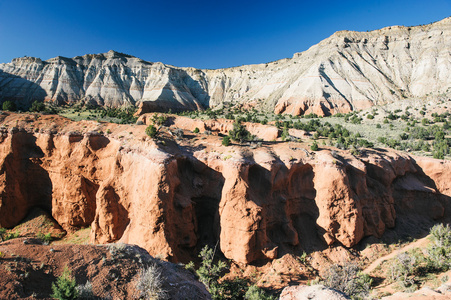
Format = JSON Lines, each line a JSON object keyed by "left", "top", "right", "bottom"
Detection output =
{"left": 0, "top": 114, "right": 450, "bottom": 264}
{"left": 0, "top": 18, "right": 450, "bottom": 115}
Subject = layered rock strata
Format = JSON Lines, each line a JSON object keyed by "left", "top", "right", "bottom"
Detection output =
{"left": 0, "top": 18, "right": 450, "bottom": 115}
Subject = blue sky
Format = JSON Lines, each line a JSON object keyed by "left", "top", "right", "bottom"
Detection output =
{"left": 0, "top": 0, "right": 449, "bottom": 69}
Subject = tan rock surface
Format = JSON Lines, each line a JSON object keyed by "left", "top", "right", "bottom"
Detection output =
{"left": 279, "top": 284, "right": 350, "bottom": 300}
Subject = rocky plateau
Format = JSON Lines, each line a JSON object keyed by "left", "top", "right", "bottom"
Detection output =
{"left": 0, "top": 112, "right": 450, "bottom": 268}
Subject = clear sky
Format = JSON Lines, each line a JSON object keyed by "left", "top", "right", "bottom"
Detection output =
{"left": 0, "top": 0, "right": 449, "bottom": 69}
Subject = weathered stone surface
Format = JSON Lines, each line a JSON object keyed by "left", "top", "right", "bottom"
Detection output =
{"left": 279, "top": 284, "right": 350, "bottom": 300}
{"left": 0, "top": 113, "right": 450, "bottom": 265}
{"left": 0, "top": 238, "right": 211, "bottom": 300}
{"left": 1, "top": 18, "right": 450, "bottom": 114}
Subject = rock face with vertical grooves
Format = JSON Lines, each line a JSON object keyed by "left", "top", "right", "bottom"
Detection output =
{"left": 0, "top": 17, "right": 450, "bottom": 115}
{"left": 1, "top": 113, "right": 451, "bottom": 265}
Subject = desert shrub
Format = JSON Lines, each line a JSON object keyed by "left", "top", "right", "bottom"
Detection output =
{"left": 322, "top": 263, "right": 372, "bottom": 299}
{"left": 435, "top": 130, "right": 445, "bottom": 141}
{"left": 188, "top": 245, "right": 258, "bottom": 300}
{"left": 37, "top": 232, "right": 52, "bottom": 244}
{"left": 76, "top": 281, "right": 96, "bottom": 300}
{"left": 244, "top": 285, "right": 275, "bottom": 300}
{"left": 193, "top": 127, "right": 200, "bottom": 133}
{"left": 136, "top": 264, "right": 167, "bottom": 300}
{"left": 350, "top": 115, "right": 362, "bottom": 124}
{"left": 100, "top": 107, "right": 137, "bottom": 124}
{"left": 30, "top": 100, "right": 46, "bottom": 112}
{"left": 310, "top": 141, "right": 318, "bottom": 151}
{"left": 0, "top": 228, "right": 6, "bottom": 242}
{"left": 426, "top": 224, "right": 451, "bottom": 271}
{"left": 281, "top": 126, "right": 290, "bottom": 141}
{"left": 2, "top": 100, "right": 16, "bottom": 111}
{"left": 228, "top": 120, "right": 252, "bottom": 143}
{"left": 51, "top": 267, "right": 78, "bottom": 300}
{"left": 195, "top": 245, "right": 228, "bottom": 299}
{"left": 0, "top": 229, "right": 19, "bottom": 241}
{"left": 350, "top": 147, "right": 360, "bottom": 156}
{"left": 388, "top": 252, "right": 418, "bottom": 288}
{"left": 399, "top": 133, "right": 409, "bottom": 140}
{"left": 145, "top": 125, "right": 157, "bottom": 138}
{"left": 219, "top": 277, "right": 248, "bottom": 299}
{"left": 222, "top": 136, "right": 231, "bottom": 146}
{"left": 387, "top": 112, "right": 398, "bottom": 120}
{"left": 173, "top": 128, "right": 183, "bottom": 139}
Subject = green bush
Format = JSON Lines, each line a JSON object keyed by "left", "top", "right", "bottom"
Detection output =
{"left": 2, "top": 100, "right": 16, "bottom": 111}
{"left": 30, "top": 100, "right": 46, "bottom": 112}
{"left": 322, "top": 263, "right": 372, "bottom": 299}
{"left": 0, "top": 228, "right": 19, "bottom": 242}
{"left": 281, "top": 126, "right": 290, "bottom": 141}
{"left": 195, "top": 246, "right": 228, "bottom": 299}
{"left": 145, "top": 125, "right": 157, "bottom": 138}
{"left": 136, "top": 264, "right": 167, "bottom": 300}
{"left": 37, "top": 232, "right": 52, "bottom": 244}
{"left": 222, "top": 136, "right": 231, "bottom": 146}
{"left": 426, "top": 224, "right": 451, "bottom": 271}
{"left": 310, "top": 141, "right": 318, "bottom": 151}
{"left": 244, "top": 285, "right": 275, "bottom": 300}
{"left": 186, "top": 245, "right": 271, "bottom": 300}
{"left": 150, "top": 113, "right": 168, "bottom": 126}
{"left": 51, "top": 267, "right": 78, "bottom": 300}
{"left": 193, "top": 127, "right": 200, "bottom": 133}
{"left": 0, "top": 228, "right": 5, "bottom": 242}
{"left": 228, "top": 120, "right": 252, "bottom": 143}
{"left": 388, "top": 252, "right": 417, "bottom": 288}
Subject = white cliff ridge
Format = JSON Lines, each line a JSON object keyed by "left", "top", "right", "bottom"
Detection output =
{"left": 0, "top": 17, "right": 450, "bottom": 115}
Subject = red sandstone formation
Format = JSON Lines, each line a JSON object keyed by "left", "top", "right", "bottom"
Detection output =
{"left": 0, "top": 112, "right": 450, "bottom": 265}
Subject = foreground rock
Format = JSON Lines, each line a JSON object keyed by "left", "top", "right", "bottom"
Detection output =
{"left": 0, "top": 238, "right": 210, "bottom": 299}
{"left": 0, "top": 18, "right": 450, "bottom": 114}
{"left": 279, "top": 285, "right": 350, "bottom": 300}
{"left": 381, "top": 284, "right": 451, "bottom": 299}
{"left": 0, "top": 113, "right": 451, "bottom": 266}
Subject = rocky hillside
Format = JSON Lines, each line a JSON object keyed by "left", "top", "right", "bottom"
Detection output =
{"left": 1, "top": 112, "right": 451, "bottom": 266}
{"left": 0, "top": 238, "right": 209, "bottom": 299}
{"left": 0, "top": 17, "right": 450, "bottom": 115}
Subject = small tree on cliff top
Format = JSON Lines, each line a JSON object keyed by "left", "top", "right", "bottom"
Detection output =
{"left": 145, "top": 113, "right": 167, "bottom": 139}
{"left": 228, "top": 120, "right": 252, "bottom": 143}
{"left": 2, "top": 101, "right": 16, "bottom": 112}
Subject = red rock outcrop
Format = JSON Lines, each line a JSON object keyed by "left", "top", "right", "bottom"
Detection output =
{"left": 0, "top": 238, "right": 210, "bottom": 299}
{"left": 0, "top": 113, "right": 450, "bottom": 265}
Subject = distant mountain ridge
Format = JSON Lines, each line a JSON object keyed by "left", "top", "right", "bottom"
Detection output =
{"left": 0, "top": 17, "right": 450, "bottom": 115}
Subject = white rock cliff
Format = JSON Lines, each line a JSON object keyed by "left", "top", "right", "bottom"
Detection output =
{"left": 0, "top": 17, "right": 450, "bottom": 115}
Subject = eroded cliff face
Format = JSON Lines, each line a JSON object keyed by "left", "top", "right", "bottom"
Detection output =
{"left": 0, "top": 113, "right": 450, "bottom": 264}
{"left": 1, "top": 18, "right": 450, "bottom": 115}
